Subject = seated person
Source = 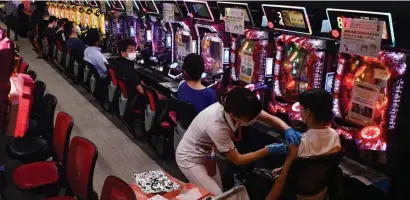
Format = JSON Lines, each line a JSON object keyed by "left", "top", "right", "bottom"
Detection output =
{"left": 42, "top": 16, "right": 57, "bottom": 58}
{"left": 266, "top": 88, "right": 341, "bottom": 200}
{"left": 84, "top": 28, "right": 108, "bottom": 79}
{"left": 55, "top": 18, "right": 67, "bottom": 42}
{"left": 177, "top": 53, "right": 217, "bottom": 114}
{"left": 114, "top": 38, "right": 144, "bottom": 97}
{"left": 65, "top": 22, "right": 86, "bottom": 62}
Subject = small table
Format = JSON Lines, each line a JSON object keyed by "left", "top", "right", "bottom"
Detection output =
{"left": 130, "top": 171, "right": 212, "bottom": 200}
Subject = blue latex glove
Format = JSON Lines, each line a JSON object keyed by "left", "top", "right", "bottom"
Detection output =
{"left": 285, "top": 128, "right": 302, "bottom": 145}
{"left": 267, "top": 143, "right": 288, "bottom": 154}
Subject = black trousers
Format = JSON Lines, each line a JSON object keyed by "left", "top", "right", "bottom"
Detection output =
{"left": 5, "top": 15, "right": 18, "bottom": 40}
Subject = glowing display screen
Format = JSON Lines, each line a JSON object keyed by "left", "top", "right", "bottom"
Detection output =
{"left": 326, "top": 8, "right": 395, "bottom": 46}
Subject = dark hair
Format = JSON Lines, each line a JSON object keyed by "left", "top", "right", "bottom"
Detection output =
{"left": 298, "top": 88, "right": 333, "bottom": 124}
{"left": 48, "top": 16, "right": 57, "bottom": 25}
{"left": 182, "top": 53, "right": 205, "bottom": 81}
{"left": 118, "top": 38, "right": 136, "bottom": 57}
{"left": 43, "top": 12, "right": 50, "bottom": 17}
{"left": 57, "top": 18, "right": 66, "bottom": 27}
{"left": 84, "top": 28, "right": 100, "bottom": 46}
{"left": 64, "top": 21, "right": 74, "bottom": 35}
{"left": 224, "top": 87, "right": 262, "bottom": 119}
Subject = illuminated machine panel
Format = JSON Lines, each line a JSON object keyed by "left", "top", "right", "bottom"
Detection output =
{"left": 262, "top": 4, "right": 312, "bottom": 35}
{"left": 168, "top": 28, "right": 192, "bottom": 79}
{"left": 201, "top": 33, "right": 223, "bottom": 74}
{"left": 332, "top": 52, "right": 407, "bottom": 151}
{"left": 184, "top": 0, "right": 214, "bottom": 22}
{"left": 237, "top": 31, "right": 268, "bottom": 85}
{"left": 217, "top": 2, "right": 254, "bottom": 27}
{"left": 137, "top": 0, "right": 160, "bottom": 14}
{"left": 268, "top": 34, "right": 326, "bottom": 121}
{"left": 326, "top": 8, "right": 395, "bottom": 46}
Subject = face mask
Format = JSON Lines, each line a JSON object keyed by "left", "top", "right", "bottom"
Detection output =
{"left": 127, "top": 52, "right": 137, "bottom": 61}
{"left": 301, "top": 109, "right": 309, "bottom": 123}
{"left": 238, "top": 117, "right": 257, "bottom": 127}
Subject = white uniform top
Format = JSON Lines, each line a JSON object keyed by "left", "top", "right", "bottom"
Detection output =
{"left": 176, "top": 103, "right": 237, "bottom": 168}
{"left": 297, "top": 128, "right": 341, "bottom": 157}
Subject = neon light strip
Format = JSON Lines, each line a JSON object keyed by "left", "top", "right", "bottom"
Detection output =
{"left": 217, "top": 1, "right": 254, "bottom": 26}
{"left": 138, "top": 0, "right": 159, "bottom": 14}
{"left": 132, "top": 0, "right": 139, "bottom": 11}
{"left": 183, "top": 0, "right": 214, "bottom": 22}
{"left": 326, "top": 8, "right": 395, "bottom": 46}
{"left": 261, "top": 4, "right": 312, "bottom": 35}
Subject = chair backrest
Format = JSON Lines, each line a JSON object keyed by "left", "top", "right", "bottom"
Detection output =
{"left": 53, "top": 112, "right": 74, "bottom": 166}
{"left": 55, "top": 40, "right": 64, "bottom": 52}
{"left": 66, "top": 137, "right": 98, "bottom": 200}
{"left": 26, "top": 70, "right": 37, "bottom": 81}
{"left": 100, "top": 176, "right": 136, "bottom": 200}
{"left": 169, "top": 94, "right": 196, "bottom": 129}
{"left": 30, "top": 80, "right": 46, "bottom": 117}
{"left": 214, "top": 185, "right": 249, "bottom": 200}
{"left": 117, "top": 77, "right": 128, "bottom": 99}
{"left": 141, "top": 84, "right": 159, "bottom": 112}
{"left": 106, "top": 64, "right": 118, "bottom": 86}
{"left": 19, "top": 62, "right": 29, "bottom": 74}
{"left": 38, "top": 94, "right": 58, "bottom": 138}
{"left": 284, "top": 151, "right": 344, "bottom": 197}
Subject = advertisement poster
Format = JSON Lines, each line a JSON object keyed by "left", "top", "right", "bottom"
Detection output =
{"left": 125, "top": 0, "right": 133, "bottom": 16}
{"left": 339, "top": 19, "right": 384, "bottom": 58}
{"left": 139, "top": 29, "right": 145, "bottom": 49}
{"left": 225, "top": 8, "right": 245, "bottom": 35}
{"left": 347, "top": 81, "right": 380, "bottom": 126}
{"left": 239, "top": 53, "right": 254, "bottom": 83}
{"left": 163, "top": 3, "right": 175, "bottom": 23}
{"left": 177, "top": 43, "right": 187, "bottom": 57}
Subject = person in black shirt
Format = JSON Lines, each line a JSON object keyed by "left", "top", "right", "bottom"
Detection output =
{"left": 55, "top": 18, "right": 67, "bottom": 42}
{"left": 42, "top": 16, "right": 57, "bottom": 59}
{"left": 114, "top": 38, "right": 144, "bottom": 98}
{"left": 64, "top": 22, "right": 86, "bottom": 62}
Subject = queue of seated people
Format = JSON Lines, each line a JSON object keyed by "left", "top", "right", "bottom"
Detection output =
{"left": 27, "top": 14, "right": 344, "bottom": 200}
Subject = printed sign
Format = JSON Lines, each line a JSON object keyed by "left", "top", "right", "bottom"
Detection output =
{"left": 239, "top": 53, "right": 254, "bottom": 83}
{"left": 163, "top": 3, "right": 174, "bottom": 23}
{"left": 125, "top": 0, "right": 133, "bottom": 16}
{"left": 225, "top": 8, "right": 245, "bottom": 35}
{"left": 339, "top": 19, "right": 384, "bottom": 58}
{"left": 348, "top": 81, "right": 380, "bottom": 126}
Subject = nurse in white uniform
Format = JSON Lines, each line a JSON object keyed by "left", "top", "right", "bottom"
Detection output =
{"left": 176, "top": 87, "right": 301, "bottom": 195}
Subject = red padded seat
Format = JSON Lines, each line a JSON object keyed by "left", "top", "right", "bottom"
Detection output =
{"left": 169, "top": 111, "right": 176, "bottom": 123}
{"left": 13, "top": 161, "right": 58, "bottom": 190}
{"left": 133, "top": 109, "right": 143, "bottom": 115}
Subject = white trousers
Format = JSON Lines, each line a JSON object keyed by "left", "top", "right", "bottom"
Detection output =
{"left": 178, "top": 163, "right": 223, "bottom": 195}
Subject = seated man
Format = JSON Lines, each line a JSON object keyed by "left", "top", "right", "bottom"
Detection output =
{"left": 113, "top": 39, "right": 144, "bottom": 119}
{"left": 42, "top": 16, "right": 57, "bottom": 58}
{"left": 84, "top": 28, "right": 108, "bottom": 79}
{"left": 65, "top": 22, "right": 86, "bottom": 62}
{"left": 266, "top": 88, "right": 341, "bottom": 200}
{"left": 114, "top": 38, "right": 144, "bottom": 96}
{"left": 177, "top": 53, "right": 217, "bottom": 114}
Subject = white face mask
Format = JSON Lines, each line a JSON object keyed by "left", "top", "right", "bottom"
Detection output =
{"left": 239, "top": 117, "right": 257, "bottom": 127}
{"left": 127, "top": 52, "right": 137, "bottom": 61}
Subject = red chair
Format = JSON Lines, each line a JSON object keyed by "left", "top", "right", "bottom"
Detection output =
{"left": 44, "top": 137, "right": 99, "bottom": 200}
{"left": 105, "top": 64, "right": 118, "bottom": 112}
{"left": 19, "top": 61, "right": 29, "bottom": 74}
{"left": 100, "top": 176, "right": 136, "bottom": 200}
{"left": 117, "top": 77, "right": 145, "bottom": 139}
{"left": 12, "top": 112, "right": 74, "bottom": 190}
{"left": 142, "top": 84, "right": 176, "bottom": 158}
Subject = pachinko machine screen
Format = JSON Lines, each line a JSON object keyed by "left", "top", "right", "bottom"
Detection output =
{"left": 169, "top": 28, "right": 192, "bottom": 79}
{"left": 269, "top": 34, "right": 326, "bottom": 120}
{"left": 332, "top": 52, "right": 407, "bottom": 151}
{"left": 201, "top": 33, "right": 223, "bottom": 75}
